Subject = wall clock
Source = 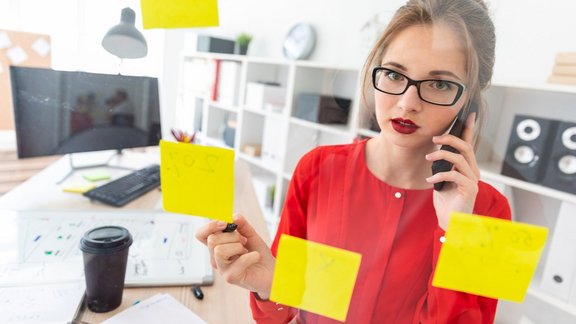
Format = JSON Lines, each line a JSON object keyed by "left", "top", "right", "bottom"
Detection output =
{"left": 282, "top": 23, "right": 316, "bottom": 60}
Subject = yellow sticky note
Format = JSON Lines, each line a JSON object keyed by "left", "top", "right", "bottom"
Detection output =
{"left": 270, "top": 234, "right": 362, "bottom": 322}
{"left": 62, "top": 184, "right": 96, "bottom": 194}
{"left": 433, "top": 212, "right": 548, "bottom": 302}
{"left": 141, "top": 0, "right": 219, "bottom": 29}
{"left": 160, "top": 140, "right": 234, "bottom": 222}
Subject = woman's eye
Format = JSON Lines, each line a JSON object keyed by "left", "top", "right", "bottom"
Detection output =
{"left": 385, "top": 71, "right": 403, "bottom": 81}
{"left": 432, "top": 80, "right": 452, "bottom": 91}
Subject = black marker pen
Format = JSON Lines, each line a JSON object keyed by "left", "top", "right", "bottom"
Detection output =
{"left": 223, "top": 223, "right": 237, "bottom": 232}
{"left": 192, "top": 285, "right": 204, "bottom": 300}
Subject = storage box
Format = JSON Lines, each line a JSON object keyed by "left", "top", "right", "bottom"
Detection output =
{"left": 295, "top": 93, "right": 352, "bottom": 124}
{"left": 197, "top": 35, "right": 235, "bottom": 54}
{"left": 245, "top": 82, "right": 286, "bottom": 112}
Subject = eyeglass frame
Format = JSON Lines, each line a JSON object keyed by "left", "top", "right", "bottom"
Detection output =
{"left": 371, "top": 67, "right": 467, "bottom": 106}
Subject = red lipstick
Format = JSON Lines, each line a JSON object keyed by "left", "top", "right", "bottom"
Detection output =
{"left": 391, "top": 118, "right": 419, "bottom": 134}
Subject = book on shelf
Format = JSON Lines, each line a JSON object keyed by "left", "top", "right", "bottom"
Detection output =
{"left": 217, "top": 60, "right": 241, "bottom": 106}
{"left": 547, "top": 74, "right": 576, "bottom": 86}
{"left": 540, "top": 202, "right": 576, "bottom": 304}
{"left": 210, "top": 59, "right": 221, "bottom": 101}
{"left": 552, "top": 64, "right": 576, "bottom": 76}
{"left": 555, "top": 52, "right": 576, "bottom": 65}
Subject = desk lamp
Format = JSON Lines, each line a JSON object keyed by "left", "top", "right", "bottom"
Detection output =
{"left": 102, "top": 7, "right": 147, "bottom": 59}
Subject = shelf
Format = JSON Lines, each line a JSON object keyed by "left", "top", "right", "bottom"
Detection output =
{"left": 208, "top": 100, "right": 237, "bottom": 112}
{"left": 479, "top": 161, "right": 576, "bottom": 205}
{"left": 237, "top": 152, "right": 279, "bottom": 174}
{"left": 527, "top": 285, "right": 576, "bottom": 317}
{"left": 492, "top": 79, "right": 576, "bottom": 95}
{"left": 289, "top": 117, "right": 351, "bottom": 137}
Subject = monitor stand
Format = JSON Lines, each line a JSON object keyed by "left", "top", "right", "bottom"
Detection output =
{"left": 56, "top": 150, "right": 135, "bottom": 184}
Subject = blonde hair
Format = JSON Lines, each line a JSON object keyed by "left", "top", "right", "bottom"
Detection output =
{"left": 362, "top": 0, "right": 495, "bottom": 141}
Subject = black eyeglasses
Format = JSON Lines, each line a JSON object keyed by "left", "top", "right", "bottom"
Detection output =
{"left": 372, "top": 67, "right": 466, "bottom": 106}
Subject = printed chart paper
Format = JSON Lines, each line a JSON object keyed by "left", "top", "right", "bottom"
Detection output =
{"left": 271, "top": 235, "right": 362, "bottom": 322}
{"left": 160, "top": 140, "right": 234, "bottom": 222}
{"left": 433, "top": 212, "right": 548, "bottom": 302}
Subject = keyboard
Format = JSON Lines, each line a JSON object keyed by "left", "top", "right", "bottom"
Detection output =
{"left": 83, "top": 164, "right": 161, "bottom": 207}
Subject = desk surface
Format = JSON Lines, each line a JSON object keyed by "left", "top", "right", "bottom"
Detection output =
{"left": 0, "top": 148, "right": 270, "bottom": 323}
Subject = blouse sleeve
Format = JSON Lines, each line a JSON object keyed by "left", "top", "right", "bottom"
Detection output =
{"left": 249, "top": 150, "right": 318, "bottom": 323}
{"left": 416, "top": 182, "right": 512, "bottom": 324}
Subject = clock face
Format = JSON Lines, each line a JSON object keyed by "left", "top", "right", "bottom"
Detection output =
{"left": 283, "top": 23, "right": 316, "bottom": 60}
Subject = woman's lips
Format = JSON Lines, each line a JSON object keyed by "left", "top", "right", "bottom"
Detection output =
{"left": 391, "top": 118, "right": 419, "bottom": 134}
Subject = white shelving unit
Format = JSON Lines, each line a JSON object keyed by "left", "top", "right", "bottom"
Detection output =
{"left": 478, "top": 80, "right": 576, "bottom": 324}
{"left": 175, "top": 52, "right": 362, "bottom": 235}
{"left": 176, "top": 53, "right": 576, "bottom": 323}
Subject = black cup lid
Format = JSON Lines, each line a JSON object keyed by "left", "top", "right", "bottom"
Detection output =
{"left": 80, "top": 226, "right": 133, "bottom": 255}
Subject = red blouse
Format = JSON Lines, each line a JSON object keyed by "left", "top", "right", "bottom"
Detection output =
{"left": 250, "top": 140, "right": 511, "bottom": 323}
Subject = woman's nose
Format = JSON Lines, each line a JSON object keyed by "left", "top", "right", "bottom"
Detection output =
{"left": 396, "top": 84, "right": 423, "bottom": 112}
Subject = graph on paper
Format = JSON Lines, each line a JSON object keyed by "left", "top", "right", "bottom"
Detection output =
{"left": 0, "top": 210, "right": 213, "bottom": 287}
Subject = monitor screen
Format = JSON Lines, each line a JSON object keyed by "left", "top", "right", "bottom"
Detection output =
{"left": 10, "top": 66, "right": 162, "bottom": 158}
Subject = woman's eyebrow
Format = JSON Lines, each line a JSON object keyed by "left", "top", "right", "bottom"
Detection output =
{"left": 429, "top": 70, "right": 464, "bottom": 81}
{"left": 382, "top": 62, "right": 464, "bottom": 81}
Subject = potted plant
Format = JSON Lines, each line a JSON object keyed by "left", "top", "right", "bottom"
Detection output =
{"left": 235, "top": 33, "right": 252, "bottom": 55}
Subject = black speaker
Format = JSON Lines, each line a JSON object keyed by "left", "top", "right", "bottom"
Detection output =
{"left": 541, "top": 121, "right": 576, "bottom": 194}
{"left": 501, "top": 115, "right": 559, "bottom": 183}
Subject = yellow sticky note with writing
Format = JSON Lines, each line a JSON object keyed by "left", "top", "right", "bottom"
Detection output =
{"left": 160, "top": 140, "right": 234, "bottom": 222}
{"left": 141, "top": 0, "right": 219, "bottom": 29}
{"left": 433, "top": 212, "right": 548, "bottom": 302}
{"left": 270, "top": 234, "right": 362, "bottom": 322}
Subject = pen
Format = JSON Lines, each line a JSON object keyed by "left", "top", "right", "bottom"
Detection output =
{"left": 223, "top": 223, "right": 237, "bottom": 232}
{"left": 192, "top": 285, "right": 204, "bottom": 300}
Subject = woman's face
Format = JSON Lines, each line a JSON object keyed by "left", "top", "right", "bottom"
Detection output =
{"left": 375, "top": 23, "right": 469, "bottom": 151}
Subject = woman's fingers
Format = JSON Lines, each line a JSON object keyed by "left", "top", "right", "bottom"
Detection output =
{"left": 195, "top": 220, "right": 229, "bottom": 244}
{"left": 219, "top": 251, "right": 261, "bottom": 285}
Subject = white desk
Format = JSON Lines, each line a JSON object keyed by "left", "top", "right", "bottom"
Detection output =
{"left": 0, "top": 148, "right": 269, "bottom": 323}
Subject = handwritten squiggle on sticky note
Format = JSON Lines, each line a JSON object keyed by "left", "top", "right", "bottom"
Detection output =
{"left": 270, "top": 234, "right": 362, "bottom": 322}
{"left": 141, "top": 0, "right": 219, "bottom": 29}
{"left": 433, "top": 212, "right": 548, "bottom": 302}
{"left": 160, "top": 140, "right": 234, "bottom": 222}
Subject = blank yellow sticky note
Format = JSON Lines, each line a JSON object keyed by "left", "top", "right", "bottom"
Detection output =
{"left": 141, "top": 0, "right": 219, "bottom": 29}
{"left": 433, "top": 212, "right": 548, "bottom": 302}
{"left": 270, "top": 234, "right": 362, "bottom": 322}
{"left": 160, "top": 140, "right": 234, "bottom": 222}
{"left": 62, "top": 184, "right": 96, "bottom": 194}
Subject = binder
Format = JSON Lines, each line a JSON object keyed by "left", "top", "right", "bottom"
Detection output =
{"left": 540, "top": 202, "right": 576, "bottom": 302}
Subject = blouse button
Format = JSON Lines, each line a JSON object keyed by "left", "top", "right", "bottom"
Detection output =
{"left": 394, "top": 192, "right": 402, "bottom": 199}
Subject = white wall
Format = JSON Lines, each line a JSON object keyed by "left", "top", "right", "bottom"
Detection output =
{"left": 161, "top": 0, "right": 576, "bottom": 131}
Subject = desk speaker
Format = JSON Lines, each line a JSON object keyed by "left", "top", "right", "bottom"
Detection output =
{"left": 541, "top": 121, "right": 576, "bottom": 194}
{"left": 501, "top": 115, "right": 559, "bottom": 183}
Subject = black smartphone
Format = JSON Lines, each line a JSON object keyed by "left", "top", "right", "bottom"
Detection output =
{"left": 431, "top": 105, "right": 477, "bottom": 191}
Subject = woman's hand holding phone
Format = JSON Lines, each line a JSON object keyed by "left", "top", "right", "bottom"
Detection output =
{"left": 426, "top": 113, "right": 480, "bottom": 230}
{"left": 195, "top": 214, "right": 276, "bottom": 300}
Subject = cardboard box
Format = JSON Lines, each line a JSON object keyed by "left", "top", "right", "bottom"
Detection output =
{"left": 245, "top": 82, "right": 286, "bottom": 111}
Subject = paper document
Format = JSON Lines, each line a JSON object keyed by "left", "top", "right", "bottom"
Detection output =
{"left": 102, "top": 293, "right": 207, "bottom": 324}
{"left": 0, "top": 281, "right": 85, "bottom": 324}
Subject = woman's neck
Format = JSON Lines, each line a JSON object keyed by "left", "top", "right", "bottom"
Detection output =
{"left": 365, "top": 136, "right": 434, "bottom": 189}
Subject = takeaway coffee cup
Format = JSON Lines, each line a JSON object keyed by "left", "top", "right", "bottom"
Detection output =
{"left": 80, "top": 226, "right": 133, "bottom": 313}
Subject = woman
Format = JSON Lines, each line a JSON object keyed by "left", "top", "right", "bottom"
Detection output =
{"left": 196, "top": 0, "right": 511, "bottom": 322}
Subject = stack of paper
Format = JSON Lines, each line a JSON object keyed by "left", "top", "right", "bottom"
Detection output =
{"left": 102, "top": 293, "right": 206, "bottom": 324}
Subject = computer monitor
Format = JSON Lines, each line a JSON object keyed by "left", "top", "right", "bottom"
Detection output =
{"left": 10, "top": 66, "right": 162, "bottom": 159}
